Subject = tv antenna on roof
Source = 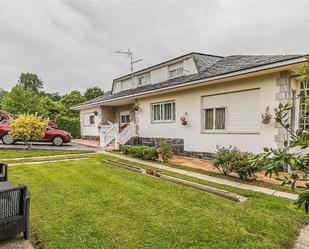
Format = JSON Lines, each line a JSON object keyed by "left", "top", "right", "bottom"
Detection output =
{"left": 115, "top": 49, "right": 143, "bottom": 76}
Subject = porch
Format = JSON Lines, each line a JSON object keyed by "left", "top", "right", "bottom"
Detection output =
{"left": 80, "top": 100, "right": 138, "bottom": 149}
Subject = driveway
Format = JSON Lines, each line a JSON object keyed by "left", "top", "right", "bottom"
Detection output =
{"left": 0, "top": 142, "right": 101, "bottom": 151}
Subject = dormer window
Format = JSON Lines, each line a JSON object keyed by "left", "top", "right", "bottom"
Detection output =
{"left": 168, "top": 63, "right": 184, "bottom": 79}
{"left": 137, "top": 74, "right": 151, "bottom": 86}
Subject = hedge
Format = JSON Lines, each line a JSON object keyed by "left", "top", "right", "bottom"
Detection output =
{"left": 121, "top": 145, "right": 159, "bottom": 160}
{"left": 55, "top": 116, "right": 80, "bottom": 138}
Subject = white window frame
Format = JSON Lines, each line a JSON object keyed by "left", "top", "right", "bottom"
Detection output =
{"left": 299, "top": 80, "right": 309, "bottom": 130}
{"left": 89, "top": 115, "right": 95, "bottom": 125}
{"left": 168, "top": 67, "right": 183, "bottom": 79}
{"left": 137, "top": 74, "right": 151, "bottom": 86}
{"left": 203, "top": 107, "right": 227, "bottom": 132}
{"left": 120, "top": 111, "right": 130, "bottom": 124}
{"left": 151, "top": 101, "right": 176, "bottom": 123}
{"left": 83, "top": 113, "right": 95, "bottom": 127}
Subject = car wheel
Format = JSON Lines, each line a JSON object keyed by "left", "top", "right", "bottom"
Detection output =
{"left": 1, "top": 133, "right": 14, "bottom": 145}
{"left": 52, "top": 136, "right": 64, "bottom": 146}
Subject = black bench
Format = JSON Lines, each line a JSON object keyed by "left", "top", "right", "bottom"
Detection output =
{"left": 0, "top": 162, "right": 30, "bottom": 241}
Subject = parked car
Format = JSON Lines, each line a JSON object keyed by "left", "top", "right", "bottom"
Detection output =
{"left": 0, "top": 121, "right": 72, "bottom": 146}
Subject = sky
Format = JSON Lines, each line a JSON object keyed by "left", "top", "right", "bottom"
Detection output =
{"left": 0, "top": 0, "right": 308, "bottom": 94}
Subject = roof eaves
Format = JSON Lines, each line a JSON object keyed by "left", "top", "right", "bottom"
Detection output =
{"left": 71, "top": 56, "right": 306, "bottom": 110}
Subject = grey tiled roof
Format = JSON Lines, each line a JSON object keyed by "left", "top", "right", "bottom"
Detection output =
{"left": 72, "top": 54, "right": 304, "bottom": 109}
{"left": 192, "top": 53, "right": 223, "bottom": 72}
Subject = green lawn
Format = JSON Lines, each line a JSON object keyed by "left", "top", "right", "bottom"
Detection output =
{"left": 9, "top": 154, "right": 308, "bottom": 249}
{"left": 111, "top": 151, "right": 301, "bottom": 194}
{"left": 0, "top": 149, "right": 93, "bottom": 159}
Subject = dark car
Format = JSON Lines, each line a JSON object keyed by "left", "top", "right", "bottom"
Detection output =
{"left": 0, "top": 121, "right": 72, "bottom": 146}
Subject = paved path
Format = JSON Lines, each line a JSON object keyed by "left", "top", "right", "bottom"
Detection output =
{"left": 102, "top": 151, "right": 298, "bottom": 200}
{"left": 0, "top": 142, "right": 102, "bottom": 152}
{"left": 295, "top": 224, "right": 309, "bottom": 249}
{"left": 0, "top": 236, "right": 33, "bottom": 249}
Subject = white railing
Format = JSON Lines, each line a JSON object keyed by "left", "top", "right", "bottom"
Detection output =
{"left": 100, "top": 124, "right": 118, "bottom": 147}
{"left": 119, "top": 122, "right": 136, "bottom": 145}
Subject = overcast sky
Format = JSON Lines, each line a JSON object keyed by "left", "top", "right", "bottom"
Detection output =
{"left": 0, "top": 0, "right": 308, "bottom": 94}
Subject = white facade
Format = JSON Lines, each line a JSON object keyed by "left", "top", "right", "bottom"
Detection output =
{"left": 136, "top": 73, "right": 281, "bottom": 153}
{"left": 112, "top": 57, "right": 197, "bottom": 94}
{"left": 75, "top": 53, "right": 306, "bottom": 154}
{"left": 80, "top": 107, "right": 102, "bottom": 138}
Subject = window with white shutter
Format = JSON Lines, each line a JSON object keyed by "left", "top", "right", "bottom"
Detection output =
{"left": 202, "top": 89, "right": 260, "bottom": 133}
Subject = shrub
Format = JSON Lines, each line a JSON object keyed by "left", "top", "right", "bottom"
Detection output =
{"left": 121, "top": 145, "right": 159, "bottom": 160}
{"left": 212, "top": 146, "right": 235, "bottom": 175}
{"left": 55, "top": 116, "right": 80, "bottom": 138}
{"left": 10, "top": 114, "right": 48, "bottom": 150}
{"left": 213, "top": 146, "right": 260, "bottom": 181}
{"left": 230, "top": 150, "right": 259, "bottom": 181}
{"left": 158, "top": 140, "right": 174, "bottom": 162}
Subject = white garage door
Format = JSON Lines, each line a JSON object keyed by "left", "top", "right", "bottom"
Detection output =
{"left": 202, "top": 89, "right": 260, "bottom": 133}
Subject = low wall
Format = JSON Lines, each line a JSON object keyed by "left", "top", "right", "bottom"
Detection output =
{"left": 125, "top": 136, "right": 213, "bottom": 159}
{"left": 81, "top": 135, "right": 100, "bottom": 141}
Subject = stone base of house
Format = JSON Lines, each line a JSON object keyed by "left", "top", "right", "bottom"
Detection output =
{"left": 179, "top": 151, "right": 213, "bottom": 160}
{"left": 125, "top": 136, "right": 213, "bottom": 160}
{"left": 81, "top": 135, "right": 100, "bottom": 141}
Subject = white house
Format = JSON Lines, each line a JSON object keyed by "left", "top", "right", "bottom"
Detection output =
{"left": 71, "top": 52, "right": 308, "bottom": 158}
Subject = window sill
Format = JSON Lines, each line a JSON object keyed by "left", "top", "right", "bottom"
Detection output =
{"left": 151, "top": 121, "right": 176, "bottom": 124}
{"left": 201, "top": 131, "right": 260, "bottom": 135}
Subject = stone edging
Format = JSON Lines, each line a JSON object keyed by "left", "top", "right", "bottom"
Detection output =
{"left": 102, "top": 151, "right": 298, "bottom": 200}
{"left": 295, "top": 224, "right": 309, "bottom": 249}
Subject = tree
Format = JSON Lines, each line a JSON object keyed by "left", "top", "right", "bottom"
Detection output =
{"left": 1, "top": 85, "right": 44, "bottom": 115}
{"left": 253, "top": 58, "right": 309, "bottom": 213}
{"left": 0, "top": 88, "right": 7, "bottom": 110}
{"left": 60, "top": 90, "right": 86, "bottom": 117}
{"left": 10, "top": 114, "right": 48, "bottom": 150}
{"left": 18, "top": 73, "right": 43, "bottom": 95}
{"left": 40, "top": 91, "right": 61, "bottom": 101}
{"left": 38, "top": 96, "right": 66, "bottom": 120}
{"left": 84, "top": 87, "right": 104, "bottom": 100}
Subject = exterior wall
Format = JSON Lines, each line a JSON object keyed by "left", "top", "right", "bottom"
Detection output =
{"left": 80, "top": 106, "right": 102, "bottom": 138}
{"left": 114, "top": 104, "right": 136, "bottom": 123}
{"left": 112, "top": 57, "right": 198, "bottom": 94}
{"left": 136, "top": 73, "right": 281, "bottom": 154}
{"left": 101, "top": 106, "right": 115, "bottom": 124}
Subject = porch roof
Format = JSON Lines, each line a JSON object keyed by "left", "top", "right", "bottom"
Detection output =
{"left": 71, "top": 54, "right": 306, "bottom": 110}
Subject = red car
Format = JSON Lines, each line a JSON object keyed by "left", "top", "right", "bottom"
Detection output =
{"left": 0, "top": 121, "right": 71, "bottom": 146}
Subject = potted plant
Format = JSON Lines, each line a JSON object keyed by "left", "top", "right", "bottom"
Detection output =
{"left": 180, "top": 112, "right": 188, "bottom": 126}
{"left": 261, "top": 107, "right": 272, "bottom": 124}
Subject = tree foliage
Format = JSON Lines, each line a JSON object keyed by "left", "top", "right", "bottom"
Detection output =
{"left": 0, "top": 72, "right": 104, "bottom": 138}
{"left": 84, "top": 87, "right": 104, "bottom": 100}
{"left": 252, "top": 59, "right": 309, "bottom": 213}
{"left": 1, "top": 86, "right": 43, "bottom": 114}
{"left": 10, "top": 114, "right": 48, "bottom": 149}
{"left": 17, "top": 73, "right": 43, "bottom": 95}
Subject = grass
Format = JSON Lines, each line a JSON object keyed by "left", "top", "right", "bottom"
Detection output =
{"left": 111, "top": 151, "right": 301, "bottom": 194}
{"left": 0, "top": 149, "right": 94, "bottom": 159}
{"left": 9, "top": 153, "right": 308, "bottom": 249}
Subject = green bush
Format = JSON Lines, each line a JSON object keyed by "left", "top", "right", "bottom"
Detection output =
{"left": 55, "top": 116, "right": 80, "bottom": 138}
{"left": 212, "top": 146, "right": 235, "bottom": 175}
{"left": 213, "top": 146, "right": 260, "bottom": 181}
{"left": 230, "top": 150, "right": 259, "bottom": 181}
{"left": 121, "top": 145, "right": 159, "bottom": 160}
{"left": 159, "top": 140, "right": 174, "bottom": 162}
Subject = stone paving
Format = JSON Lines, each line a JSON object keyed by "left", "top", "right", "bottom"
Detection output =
{"left": 102, "top": 151, "right": 299, "bottom": 200}
{"left": 0, "top": 141, "right": 101, "bottom": 151}
{"left": 295, "top": 224, "right": 309, "bottom": 249}
{"left": 0, "top": 236, "right": 33, "bottom": 249}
